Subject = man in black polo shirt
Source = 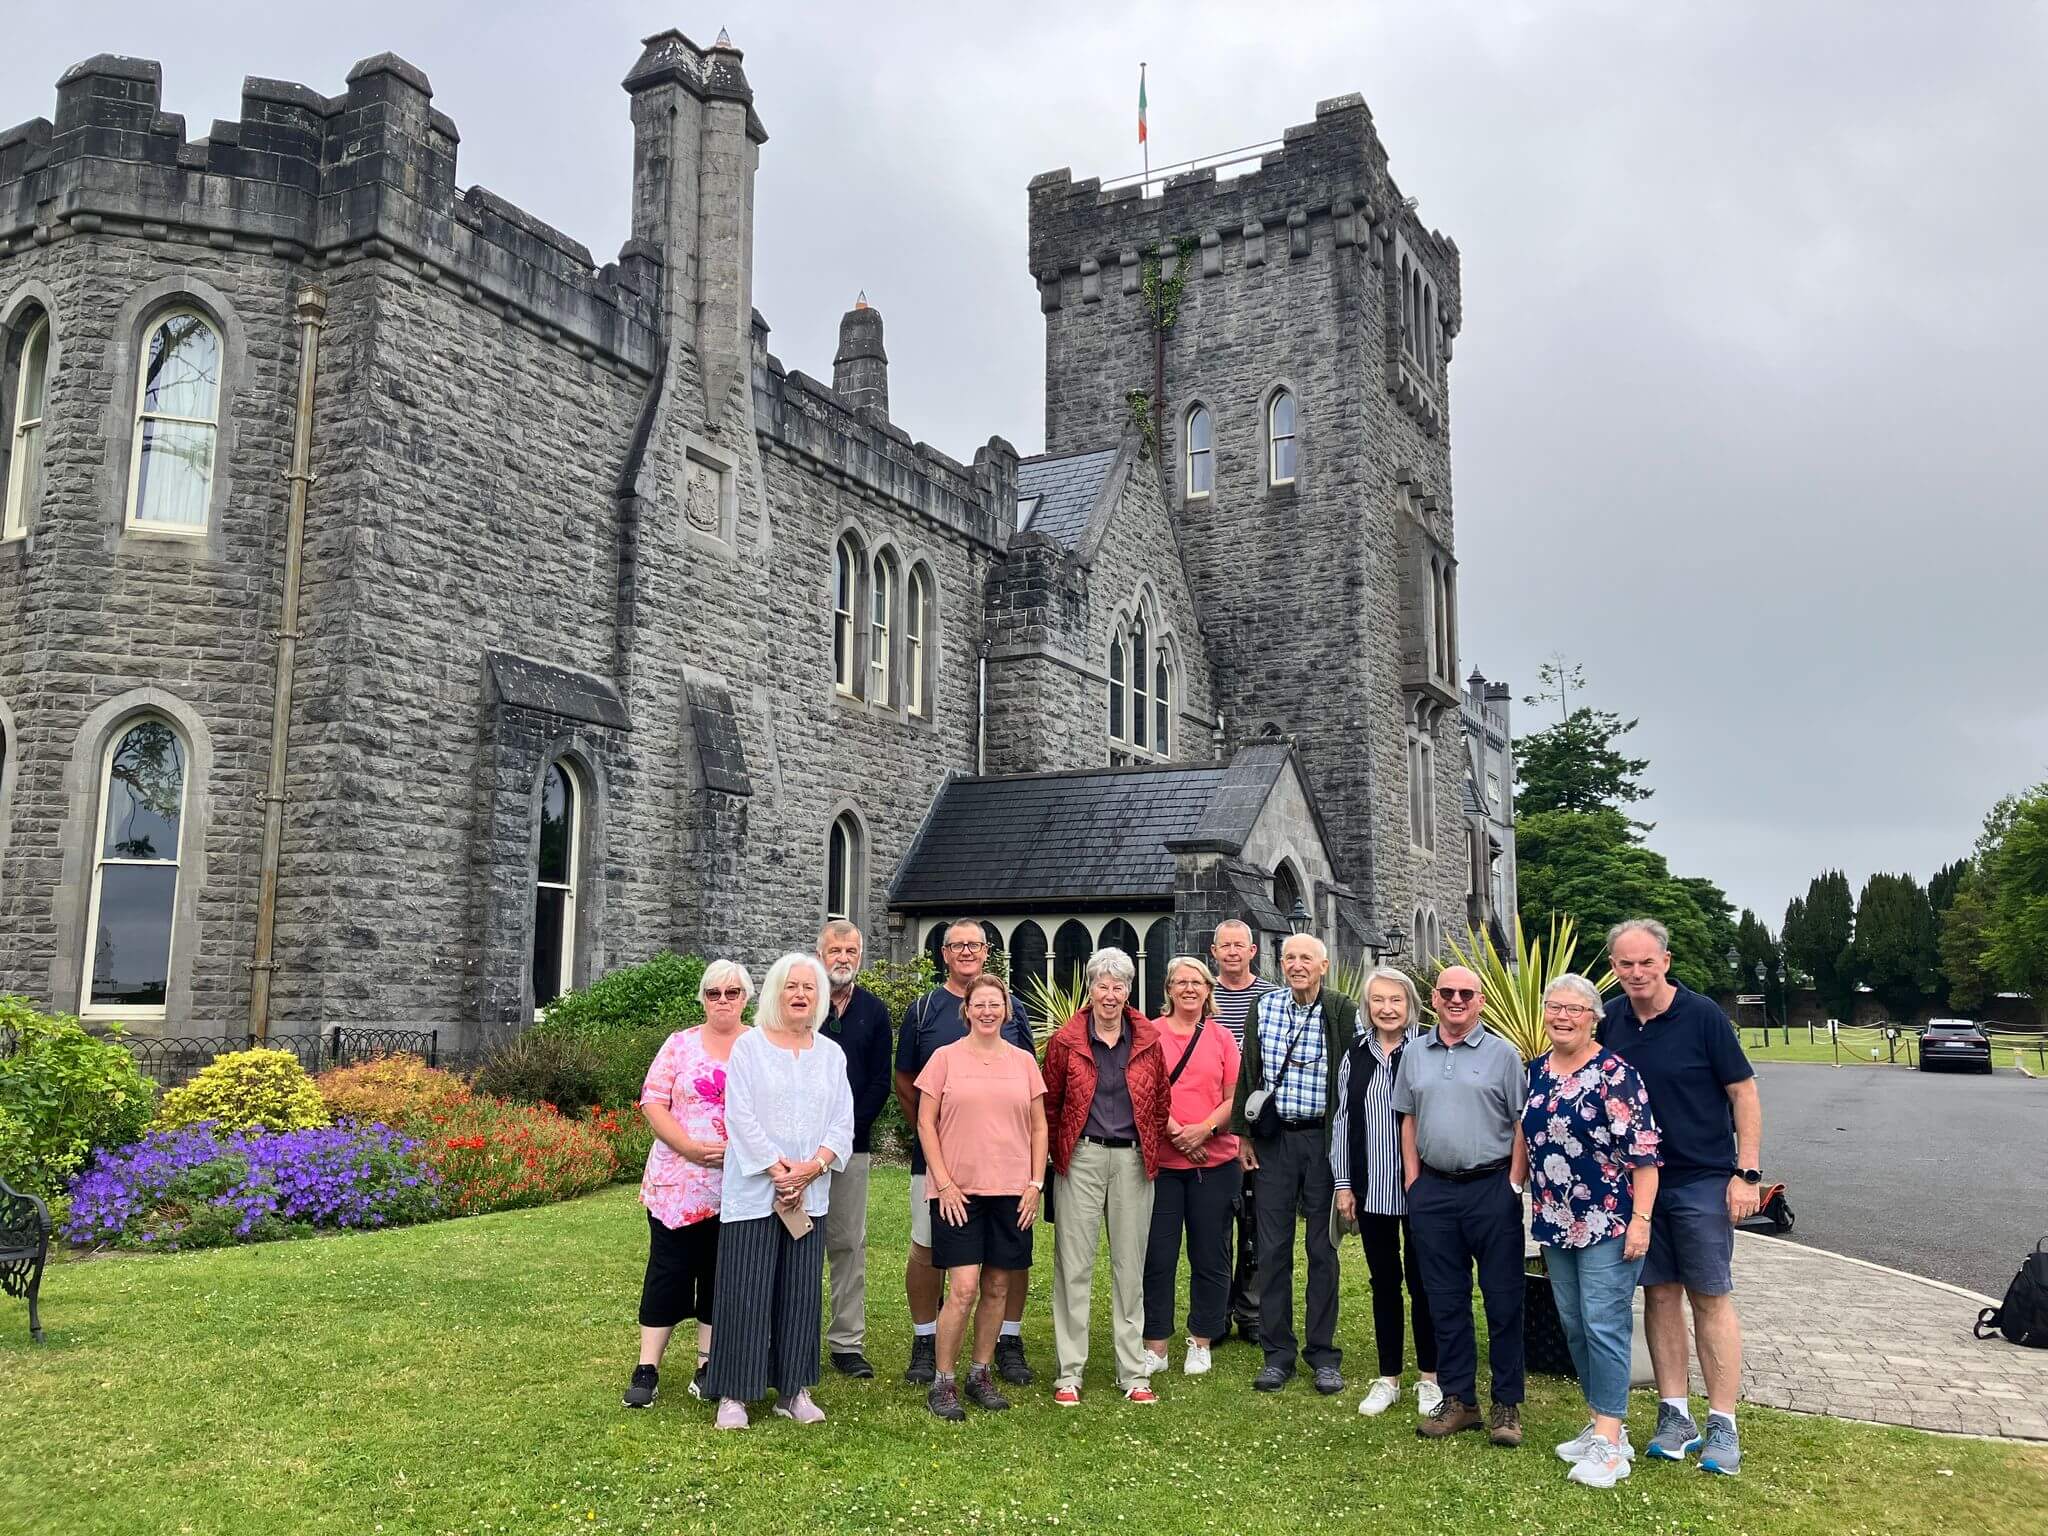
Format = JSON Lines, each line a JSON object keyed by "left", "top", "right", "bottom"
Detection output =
{"left": 819, "top": 919, "right": 892, "bottom": 1379}
{"left": 894, "top": 918, "right": 1037, "bottom": 1387}
{"left": 1598, "top": 917, "right": 1762, "bottom": 1478}
{"left": 1210, "top": 919, "right": 1278, "bottom": 1345}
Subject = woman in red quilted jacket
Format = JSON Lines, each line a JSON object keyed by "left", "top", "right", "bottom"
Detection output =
{"left": 1042, "top": 946, "right": 1171, "bottom": 1405}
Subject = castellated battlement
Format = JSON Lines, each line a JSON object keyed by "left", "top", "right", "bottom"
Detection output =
{"left": 0, "top": 50, "right": 663, "bottom": 371}
{"left": 1027, "top": 91, "right": 1460, "bottom": 330}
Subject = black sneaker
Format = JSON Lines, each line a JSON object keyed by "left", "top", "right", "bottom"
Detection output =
{"left": 926, "top": 1377, "right": 967, "bottom": 1422}
{"left": 622, "top": 1364, "right": 658, "bottom": 1409}
{"left": 1253, "top": 1364, "right": 1292, "bottom": 1392}
{"left": 831, "top": 1351, "right": 875, "bottom": 1379}
{"left": 993, "top": 1334, "right": 1035, "bottom": 1386}
{"left": 904, "top": 1334, "right": 938, "bottom": 1385}
{"left": 687, "top": 1363, "right": 709, "bottom": 1401}
{"left": 962, "top": 1367, "right": 1012, "bottom": 1412}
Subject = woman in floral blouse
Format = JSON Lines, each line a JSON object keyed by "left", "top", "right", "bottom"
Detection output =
{"left": 621, "top": 958, "right": 754, "bottom": 1411}
{"left": 1523, "top": 972, "right": 1662, "bottom": 1490}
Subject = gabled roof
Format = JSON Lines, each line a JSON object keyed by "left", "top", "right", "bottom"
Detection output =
{"left": 1015, "top": 447, "right": 1119, "bottom": 549}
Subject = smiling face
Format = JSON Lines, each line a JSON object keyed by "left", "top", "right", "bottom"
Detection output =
{"left": 819, "top": 926, "right": 863, "bottom": 989}
{"left": 1210, "top": 922, "right": 1256, "bottom": 982}
{"left": 1280, "top": 935, "right": 1327, "bottom": 998}
{"left": 1433, "top": 965, "right": 1483, "bottom": 1031}
{"left": 1090, "top": 969, "right": 1131, "bottom": 1017}
{"left": 1543, "top": 987, "right": 1598, "bottom": 1051}
{"left": 942, "top": 923, "right": 989, "bottom": 986}
{"left": 1610, "top": 928, "right": 1671, "bottom": 1004}
{"left": 1367, "top": 978, "right": 1411, "bottom": 1032}
{"left": 964, "top": 982, "right": 1009, "bottom": 1036}
{"left": 1166, "top": 963, "right": 1211, "bottom": 1019}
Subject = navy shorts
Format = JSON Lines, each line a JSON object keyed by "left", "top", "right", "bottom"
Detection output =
{"left": 1639, "top": 1176, "right": 1735, "bottom": 1295}
{"left": 929, "top": 1194, "right": 1034, "bottom": 1272}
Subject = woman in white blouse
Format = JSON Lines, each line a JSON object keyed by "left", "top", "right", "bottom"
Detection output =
{"left": 703, "top": 951, "right": 855, "bottom": 1429}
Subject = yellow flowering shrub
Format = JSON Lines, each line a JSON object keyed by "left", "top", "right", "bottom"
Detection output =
{"left": 154, "top": 1048, "right": 331, "bottom": 1133}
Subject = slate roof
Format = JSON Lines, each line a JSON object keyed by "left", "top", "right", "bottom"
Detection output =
{"left": 890, "top": 761, "right": 1232, "bottom": 910}
{"left": 1015, "top": 447, "right": 1119, "bottom": 549}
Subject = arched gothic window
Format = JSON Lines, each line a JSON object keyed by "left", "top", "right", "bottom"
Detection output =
{"left": 827, "top": 812, "right": 862, "bottom": 922}
{"left": 127, "top": 309, "right": 221, "bottom": 532}
{"left": 1153, "top": 651, "right": 1171, "bottom": 757}
{"left": 4, "top": 313, "right": 49, "bottom": 540}
{"left": 1184, "top": 405, "right": 1213, "bottom": 498}
{"left": 533, "top": 762, "right": 581, "bottom": 1014}
{"left": 1268, "top": 389, "right": 1297, "bottom": 486}
{"left": 1130, "top": 615, "right": 1150, "bottom": 750}
{"left": 84, "top": 718, "right": 187, "bottom": 1015}
{"left": 1107, "top": 606, "right": 1178, "bottom": 764}
{"left": 832, "top": 534, "right": 860, "bottom": 695}
{"left": 905, "top": 563, "right": 934, "bottom": 719}
{"left": 869, "top": 551, "right": 897, "bottom": 705}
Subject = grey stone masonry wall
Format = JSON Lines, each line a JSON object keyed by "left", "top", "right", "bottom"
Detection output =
{"left": 1028, "top": 92, "right": 1470, "bottom": 948}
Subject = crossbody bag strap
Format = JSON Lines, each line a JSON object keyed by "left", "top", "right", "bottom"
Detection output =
{"left": 1167, "top": 1017, "right": 1208, "bottom": 1087}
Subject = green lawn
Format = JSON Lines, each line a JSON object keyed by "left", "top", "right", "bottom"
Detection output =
{"left": 1742, "top": 1030, "right": 2048, "bottom": 1077}
{"left": 6, "top": 1171, "right": 2046, "bottom": 1536}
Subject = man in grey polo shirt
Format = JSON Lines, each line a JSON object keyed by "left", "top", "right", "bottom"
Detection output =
{"left": 1393, "top": 964, "right": 1530, "bottom": 1448}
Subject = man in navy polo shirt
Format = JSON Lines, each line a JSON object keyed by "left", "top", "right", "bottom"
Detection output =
{"left": 1598, "top": 918, "right": 1762, "bottom": 1477}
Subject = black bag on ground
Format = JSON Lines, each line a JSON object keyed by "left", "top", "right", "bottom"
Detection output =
{"left": 1975, "top": 1237, "right": 2048, "bottom": 1347}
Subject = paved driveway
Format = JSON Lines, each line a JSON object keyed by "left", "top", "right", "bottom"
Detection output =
{"left": 1754, "top": 1061, "right": 2048, "bottom": 1298}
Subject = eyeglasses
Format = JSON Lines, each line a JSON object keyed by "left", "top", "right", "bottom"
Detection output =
{"left": 943, "top": 941, "right": 987, "bottom": 953}
{"left": 704, "top": 987, "right": 747, "bottom": 1002}
{"left": 1435, "top": 987, "right": 1477, "bottom": 1004}
{"left": 1542, "top": 1002, "right": 1595, "bottom": 1019}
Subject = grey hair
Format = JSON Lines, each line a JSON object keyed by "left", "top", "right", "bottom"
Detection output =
{"left": 1212, "top": 918, "right": 1255, "bottom": 942}
{"left": 816, "top": 918, "right": 862, "bottom": 949}
{"left": 1544, "top": 973, "right": 1606, "bottom": 1016}
{"left": 1085, "top": 946, "right": 1137, "bottom": 989}
{"left": 755, "top": 952, "right": 830, "bottom": 1033}
{"left": 697, "top": 958, "right": 755, "bottom": 1004}
{"left": 1361, "top": 965, "right": 1422, "bottom": 1025}
{"left": 1607, "top": 917, "right": 1670, "bottom": 954}
{"left": 1280, "top": 932, "right": 1328, "bottom": 963}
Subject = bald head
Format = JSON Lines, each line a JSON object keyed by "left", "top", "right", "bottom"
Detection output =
{"left": 1433, "top": 963, "right": 1484, "bottom": 1035}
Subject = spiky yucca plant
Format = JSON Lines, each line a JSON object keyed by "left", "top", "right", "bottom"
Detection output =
{"left": 1439, "top": 912, "right": 1614, "bottom": 1063}
{"left": 1020, "top": 972, "right": 1089, "bottom": 1052}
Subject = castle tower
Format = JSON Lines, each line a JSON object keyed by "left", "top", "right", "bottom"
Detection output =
{"left": 1026, "top": 94, "right": 1469, "bottom": 942}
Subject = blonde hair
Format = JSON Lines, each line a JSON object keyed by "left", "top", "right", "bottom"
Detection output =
{"left": 755, "top": 952, "right": 829, "bottom": 1033}
{"left": 697, "top": 958, "right": 755, "bottom": 1004}
{"left": 1362, "top": 965, "right": 1422, "bottom": 1027}
{"left": 1163, "top": 955, "right": 1216, "bottom": 1018}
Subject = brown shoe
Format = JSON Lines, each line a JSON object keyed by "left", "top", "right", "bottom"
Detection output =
{"left": 1488, "top": 1401, "right": 1523, "bottom": 1447}
{"left": 1417, "top": 1396, "right": 1483, "bottom": 1439}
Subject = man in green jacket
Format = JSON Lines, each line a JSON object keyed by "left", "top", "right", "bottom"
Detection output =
{"left": 1232, "top": 933, "right": 1358, "bottom": 1394}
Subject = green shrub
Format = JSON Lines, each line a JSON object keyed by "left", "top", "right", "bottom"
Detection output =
{"left": 587, "top": 1025, "right": 674, "bottom": 1115}
{"left": 535, "top": 951, "right": 706, "bottom": 1039}
{"left": 315, "top": 1055, "right": 473, "bottom": 1123}
{"left": 155, "top": 1048, "right": 331, "bottom": 1134}
{"left": 0, "top": 997, "right": 159, "bottom": 1200}
{"left": 855, "top": 953, "right": 939, "bottom": 1021}
{"left": 472, "top": 1033, "right": 607, "bottom": 1116}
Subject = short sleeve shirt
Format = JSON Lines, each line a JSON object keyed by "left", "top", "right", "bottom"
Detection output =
{"left": 1598, "top": 982, "right": 1753, "bottom": 1186}
{"left": 896, "top": 986, "right": 1033, "bottom": 1173}
{"left": 1155, "top": 1017, "right": 1242, "bottom": 1169}
{"left": 1523, "top": 1048, "right": 1662, "bottom": 1249}
{"left": 638, "top": 1027, "right": 731, "bottom": 1229}
{"left": 914, "top": 1040, "right": 1047, "bottom": 1195}
{"left": 1389, "top": 1021, "right": 1527, "bottom": 1172}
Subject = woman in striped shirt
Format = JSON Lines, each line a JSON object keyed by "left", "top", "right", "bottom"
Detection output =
{"left": 1330, "top": 966, "right": 1441, "bottom": 1419}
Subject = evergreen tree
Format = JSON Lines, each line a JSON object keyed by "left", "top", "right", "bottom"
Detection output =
{"left": 1939, "top": 873, "right": 1997, "bottom": 1014}
{"left": 1928, "top": 859, "right": 1969, "bottom": 917}
{"left": 1735, "top": 908, "right": 1790, "bottom": 1022}
{"left": 1850, "top": 872, "right": 1939, "bottom": 1020}
{"left": 1984, "top": 789, "right": 2048, "bottom": 1001}
{"left": 1786, "top": 870, "right": 1856, "bottom": 1022}
{"left": 1515, "top": 655, "right": 1653, "bottom": 824}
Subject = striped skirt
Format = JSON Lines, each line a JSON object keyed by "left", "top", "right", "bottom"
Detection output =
{"left": 703, "top": 1214, "right": 825, "bottom": 1403}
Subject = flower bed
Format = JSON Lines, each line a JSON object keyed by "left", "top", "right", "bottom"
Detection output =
{"left": 412, "top": 1098, "right": 618, "bottom": 1217}
{"left": 64, "top": 1122, "right": 441, "bottom": 1251}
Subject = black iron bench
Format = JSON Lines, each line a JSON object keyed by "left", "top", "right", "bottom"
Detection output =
{"left": 1, "top": 1173, "right": 50, "bottom": 1342}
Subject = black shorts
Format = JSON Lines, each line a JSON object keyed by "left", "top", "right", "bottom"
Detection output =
{"left": 929, "top": 1194, "right": 1034, "bottom": 1272}
{"left": 639, "top": 1211, "right": 719, "bottom": 1327}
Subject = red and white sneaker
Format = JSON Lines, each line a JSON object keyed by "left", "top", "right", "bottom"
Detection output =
{"left": 1124, "top": 1384, "right": 1159, "bottom": 1405}
{"left": 1052, "top": 1385, "right": 1081, "bottom": 1407}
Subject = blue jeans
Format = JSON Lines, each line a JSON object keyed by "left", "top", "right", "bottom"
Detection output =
{"left": 1544, "top": 1235, "right": 1643, "bottom": 1419}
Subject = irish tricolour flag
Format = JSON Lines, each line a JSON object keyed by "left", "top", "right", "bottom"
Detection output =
{"left": 1138, "top": 67, "right": 1148, "bottom": 144}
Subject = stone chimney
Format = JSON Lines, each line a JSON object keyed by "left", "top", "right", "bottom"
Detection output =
{"left": 832, "top": 294, "right": 889, "bottom": 415}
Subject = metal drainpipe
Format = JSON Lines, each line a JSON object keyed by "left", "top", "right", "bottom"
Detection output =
{"left": 249, "top": 285, "right": 328, "bottom": 1042}
{"left": 976, "top": 642, "right": 989, "bottom": 776}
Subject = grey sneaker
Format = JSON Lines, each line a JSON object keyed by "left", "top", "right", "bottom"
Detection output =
{"left": 1556, "top": 1420, "right": 1637, "bottom": 1463}
{"left": 1646, "top": 1401, "right": 1702, "bottom": 1462}
{"left": 962, "top": 1366, "right": 1012, "bottom": 1412}
{"left": 1698, "top": 1416, "right": 1741, "bottom": 1476}
{"left": 1313, "top": 1366, "right": 1346, "bottom": 1396}
{"left": 926, "top": 1378, "right": 966, "bottom": 1422}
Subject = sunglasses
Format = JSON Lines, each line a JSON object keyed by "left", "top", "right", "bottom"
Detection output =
{"left": 704, "top": 987, "right": 747, "bottom": 1002}
{"left": 1434, "top": 987, "right": 1477, "bottom": 1004}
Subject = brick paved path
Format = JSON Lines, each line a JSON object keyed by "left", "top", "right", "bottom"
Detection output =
{"left": 1732, "top": 1232, "right": 2048, "bottom": 1440}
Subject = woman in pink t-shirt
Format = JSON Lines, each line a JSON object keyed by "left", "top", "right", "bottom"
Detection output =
{"left": 621, "top": 958, "right": 752, "bottom": 1411}
{"left": 913, "top": 972, "right": 1049, "bottom": 1421}
{"left": 1140, "top": 956, "right": 1242, "bottom": 1377}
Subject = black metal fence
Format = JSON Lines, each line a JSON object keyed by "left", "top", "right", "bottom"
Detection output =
{"left": 40, "top": 1028, "right": 441, "bottom": 1087}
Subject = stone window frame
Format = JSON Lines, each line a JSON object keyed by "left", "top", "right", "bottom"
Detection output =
{"left": 124, "top": 307, "right": 225, "bottom": 538}
{"left": 1263, "top": 383, "right": 1299, "bottom": 491}
{"left": 1411, "top": 905, "right": 1441, "bottom": 964}
{"left": 1407, "top": 726, "right": 1437, "bottom": 855}
{"left": 1106, "top": 588, "right": 1178, "bottom": 765}
{"left": 531, "top": 757, "right": 584, "bottom": 1020}
{"left": 1181, "top": 400, "right": 1214, "bottom": 502}
{"left": 2, "top": 301, "right": 53, "bottom": 543}
{"left": 868, "top": 544, "right": 899, "bottom": 708}
{"left": 904, "top": 559, "right": 938, "bottom": 722}
{"left": 824, "top": 806, "right": 867, "bottom": 928}
{"left": 101, "top": 277, "right": 247, "bottom": 560}
{"left": 1393, "top": 238, "right": 1442, "bottom": 380}
{"left": 51, "top": 690, "right": 213, "bottom": 1026}
{"left": 519, "top": 742, "right": 606, "bottom": 1023}
{"left": 832, "top": 528, "right": 864, "bottom": 697}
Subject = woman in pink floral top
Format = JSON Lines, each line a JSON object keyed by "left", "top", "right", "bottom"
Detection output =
{"left": 1521, "top": 973, "right": 1662, "bottom": 1489}
{"left": 621, "top": 958, "right": 754, "bottom": 1411}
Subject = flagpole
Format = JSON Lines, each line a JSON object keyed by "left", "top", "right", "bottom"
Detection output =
{"left": 1140, "top": 62, "right": 1149, "bottom": 194}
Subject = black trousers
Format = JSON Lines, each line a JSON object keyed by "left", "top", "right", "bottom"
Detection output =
{"left": 1229, "top": 1167, "right": 1260, "bottom": 1334}
{"left": 1358, "top": 1211, "right": 1437, "bottom": 1378}
{"left": 1141, "top": 1164, "right": 1237, "bottom": 1341}
{"left": 703, "top": 1215, "right": 825, "bottom": 1404}
{"left": 1407, "top": 1169, "right": 1524, "bottom": 1407}
{"left": 1252, "top": 1127, "right": 1340, "bottom": 1374}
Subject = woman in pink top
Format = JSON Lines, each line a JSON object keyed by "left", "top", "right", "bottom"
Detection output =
{"left": 1140, "top": 956, "right": 1242, "bottom": 1377}
{"left": 621, "top": 958, "right": 752, "bottom": 1411}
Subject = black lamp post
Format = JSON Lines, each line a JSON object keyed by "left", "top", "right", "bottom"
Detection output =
{"left": 1287, "top": 898, "right": 1312, "bottom": 936}
{"left": 1776, "top": 960, "right": 1789, "bottom": 1044}
{"left": 1726, "top": 946, "right": 1741, "bottom": 989}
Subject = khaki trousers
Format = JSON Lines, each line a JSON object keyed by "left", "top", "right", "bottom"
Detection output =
{"left": 824, "top": 1151, "right": 870, "bottom": 1351}
{"left": 1051, "top": 1139, "right": 1155, "bottom": 1391}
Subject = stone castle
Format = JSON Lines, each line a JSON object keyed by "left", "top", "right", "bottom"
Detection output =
{"left": 0, "top": 29, "right": 1514, "bottom": 1050}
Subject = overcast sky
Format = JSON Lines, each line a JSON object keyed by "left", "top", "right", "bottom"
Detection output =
{"left": 12, "top": 1, "right": 2046, "bottom": 929}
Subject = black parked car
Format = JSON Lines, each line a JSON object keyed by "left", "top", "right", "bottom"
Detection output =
{"left": 1918, "top": 1019, "right": 1994, "bottom": 1074}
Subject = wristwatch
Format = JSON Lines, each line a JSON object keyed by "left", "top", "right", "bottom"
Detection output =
{"left": 1736, "top": 1168, "right": 1762, "bottom": 1185}
{"left": 1025, "top": 1179, "right": 1043, "bottom": 1192}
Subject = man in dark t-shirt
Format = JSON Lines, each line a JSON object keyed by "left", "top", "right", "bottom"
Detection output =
{"left": 1210, "top": 919, "right": 1278, "bottom": 1344}
{"left": 1598, "top": 918, "right": 1762, "bottom": 1477}
{"left": 894, "top": 918, "right": 1035, "bottom": 1388}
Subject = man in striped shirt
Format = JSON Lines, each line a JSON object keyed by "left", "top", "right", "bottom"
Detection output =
{"left": 1210, "top": 920, "right": 1278, "bottom": 1345}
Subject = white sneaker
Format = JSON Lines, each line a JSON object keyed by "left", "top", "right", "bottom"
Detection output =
{"left": 1415, "top": 1379, "right": 1444, "bottom": 1417}
{"left": 1183, "top": 1340, "right": 1212, "bottom": 1375}
{"left": 1359, "top": 1378, "right": 1400, "bottom": 1416}
{"left": 1142, "top": 1347, "right": 1171, "bottom": 1377}
{"left": 1567, "top": 1434, "right": 1631, "bottom": 1488}
{"left": 1557, "top": 1420, "right": 1636, "bottom": 1463}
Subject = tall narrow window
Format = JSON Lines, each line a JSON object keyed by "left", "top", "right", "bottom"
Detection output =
{"left": 1407, "top": 732, "right": 1426, "bottom": 849}
{"left": 1053, "top": 919, "right": 1093, "bottom": 992}
{"left": 1011, "top": 920, "right": 1049, "bottom": 996}
{"left": 832, "top": 535, "right": 859, "bottom": 695}
{"left": 1268, "top": 389, "right": 1296, "bottom": 486}
{"left": 4, "top": 315, "right": 49, "bottom": 540}
{"left": 905, "top": 564, "right": 932, "bottom": 719}
{"left": 1153, "top": 653, "right": 1171, "bottom": 757}
{"left": 1130, "top": 617, "right": 1149, "bottom": 749}
{"left": 83, "top": 719, "right": 186, "bottom": 1015}
{"left": 1107, "top": 634, "right": 1126, "bottom": 742}
{"left": 1419, "top": 736, "right": 1436, "bottom": 852}
{"left": 1184, "top": 405, "right": 1213, "bottom": 498}
{"left": 127, "top": 310, "right": 220, "bottom": 532}
{"left": 533, "top": 763, "right": 579, "bottom": 1014}
{"left": 827, "top": 812, "right": 860, "bottom": 921}
{"left": 869, "top": 553, "right": 895, "bottom": 705}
